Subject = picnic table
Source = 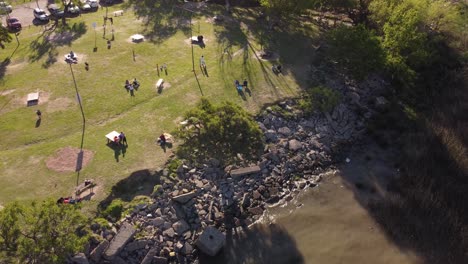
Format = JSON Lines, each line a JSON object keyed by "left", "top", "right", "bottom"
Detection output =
{"left": 106, "top": 131, "right": 120, "bottom": 143}
{"left": 27, "top": 92, "right": 39, "bottom": 106}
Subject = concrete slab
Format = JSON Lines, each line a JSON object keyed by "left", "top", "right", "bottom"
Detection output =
{"left": 196, "top": 226, "right": 225, "bottom": 256}
{"left": 230, "top": 166, "right": 261, "bottom": 178}
{"left": 172, "top": 191, "right": 197, "bottom": 204}
{"left": 103, "top": 222, "right": 136, "bottom": 260}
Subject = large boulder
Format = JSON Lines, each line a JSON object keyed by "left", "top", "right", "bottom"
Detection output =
{"left": 288, "top": 139, "right": 303, "bottom": 151}
{"left": 71, "top": 253, "right": 89, "bottom": 264}
{"left": 90, "top": 240, "right": 109, "bottom": 263}
{"left": 172, "top": 220, "right": 190, "bottom": 234}
{"left": 196, "top": 226, "right": 225, "bottom": 256}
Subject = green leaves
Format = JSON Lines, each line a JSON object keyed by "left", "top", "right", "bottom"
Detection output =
{"left": 326, "top": 24, "right": 385, "bottom": 80}
{"left": 177, "top": 98, "right": 264, "bottom": 163}
{"left": 0, "top": 25, "right": 12, "bottom": 49}
{"left": 0, "top": 200, "right": 88, "bottom": 264}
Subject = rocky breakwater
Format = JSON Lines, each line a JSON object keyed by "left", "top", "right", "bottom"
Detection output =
{"left": 78, "top": 77, "right": 389, "bottom": 264}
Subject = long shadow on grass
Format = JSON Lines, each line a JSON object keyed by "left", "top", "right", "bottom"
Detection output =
{"left": 98, "top": 169, "right": 162, "bottom": 210}
{"left": 29, "top": 22, "right": 87, "bottom": 68}
{"left": 125, "top": 0, "right": 191, "bottom": 44}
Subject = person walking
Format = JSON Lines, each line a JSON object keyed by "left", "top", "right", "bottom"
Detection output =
{"left": 243, "top": 79, "right": 248, "bottom": 89}
{"left": 200, "top": 55, "right": 206, "bottom": 69}
{"left": 119, "top": 132, "right": 127, "bottom": 145}
{"left": 36, "top": 109, "right": 42, "bottom": 119}
{"left": 129, "top": 85, "right": 135, "bottom": 96}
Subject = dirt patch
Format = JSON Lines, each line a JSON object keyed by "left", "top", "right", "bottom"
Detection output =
{"left": 126, "top": 34, "right": 146, "bottom": 43}
{"left": 58, "top": 53, "right": 87, "bottom": 64}
{"left": 0, "top": 89, "right": 15, "bottom": 96}
{"left": 5, "top": 61, "right": 27, "bottom": 75}
{"left": 47, "top": 97, "right": 74, "bottom": 112}
{"left": 46, "top": 147, "right": 94, "bottom": 172}
{"left": 155, "top": 81, "right": 171, "bottom": 91}
{"left": 183, "top": 37, "right": 210, "bottom": 46}
{"left": 254, "top": 51, "right": 280, "bottom": 61}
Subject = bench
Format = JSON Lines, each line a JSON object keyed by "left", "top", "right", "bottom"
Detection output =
{"left": 156, "top": 78, "right": 164, "bottom": 89}
{"left": 113, "top": 10, "right": 124, "bottom": 16}
{"left": 75, "top": 179, "right": 96, "bottom": 196}
{"left": 27, "top": 92, "right": 39, "bottom": 106}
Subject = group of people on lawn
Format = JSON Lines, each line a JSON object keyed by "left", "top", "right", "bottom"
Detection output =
{"left": 113, "top": 132, "right": 128, "bottom": 146}
{"left": 124, "top": 78, "right": 140, "bottom": 96}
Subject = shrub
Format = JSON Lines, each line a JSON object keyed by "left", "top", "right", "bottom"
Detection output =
{"left": 151, "top": 184, "right": 163, "bottom": 197}
{"left": 102, "top": 199, "right": 124, "bottom": 220}
{"left": 299, "top": 86, "right": 341, "bottom": 114}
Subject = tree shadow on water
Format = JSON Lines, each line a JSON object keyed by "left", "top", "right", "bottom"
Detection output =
{"left": 199, "top": 223, "right": 304, "bottom": 264}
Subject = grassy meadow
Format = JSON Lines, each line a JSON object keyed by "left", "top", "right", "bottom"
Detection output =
{"left": 0, "top": 3, "right": 319, "bottom": 206}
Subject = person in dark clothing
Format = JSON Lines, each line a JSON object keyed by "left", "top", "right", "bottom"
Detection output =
{"left": 243, "top": 79, "right": 248, "bottom": 88}
{"left": 158, "top": 134, "right": 166, "bottom": 146}
{"left": 36, "top": 110, "right": 42, "bottom": 119}
{"left": 119, "top": 132, "right": 127, "bottom": 145}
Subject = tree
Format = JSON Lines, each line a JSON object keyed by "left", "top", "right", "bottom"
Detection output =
{"left": 0, "top": 199, "right": 88, "bottom": 264}
{"left": 326, "top": 24, "right": 385, "bottom": 80}
{"left": 0, "top": 25, "right": 12, "bottom": 49}
{"left": 381, "top": 1, "right": 429, "bottom": 86}
{"left": 259, "top": 0, "right": 316, "bottom": 18}
{"left": 177, "top": 98, "right": 264, "bottom": 163}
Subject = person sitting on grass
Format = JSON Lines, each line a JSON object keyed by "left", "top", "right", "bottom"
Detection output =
{"left": 158, "top": 134, "right": 166, "bottom": 146}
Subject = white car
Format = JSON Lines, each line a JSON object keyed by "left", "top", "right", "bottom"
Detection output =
{"left": 33, "top": 8, "right": 49, "bottom": 21}
{"left": 66, "top": 3, "right": 80, "bottom": 15}
{"left": 0, "top": 1, "right": 12, "bottom": 14}
{"left": 81, "top": 0, "right": 98, "bottom": 11}
{"left": 88, "top": 0, "right": 98, "bottom": 8}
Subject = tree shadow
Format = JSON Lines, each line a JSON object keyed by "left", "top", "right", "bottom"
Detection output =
{"left": 199, "top": 223, "right": 304, "bottom": 264}
{"left": 29, "top": 21, "right": 87, "bottom": 68}
{"left": 125, "top": 0, "right": 192, "bottom": 44}
{"left": 0, "top": 58, "right": 10, "bottom": 81}
{"left": 98, "top": 169, "right": 162, "bottom": 210}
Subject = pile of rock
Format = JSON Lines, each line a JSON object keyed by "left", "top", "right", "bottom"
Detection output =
{"left": 73, "top": 76, "right": 389, "bottom": 264}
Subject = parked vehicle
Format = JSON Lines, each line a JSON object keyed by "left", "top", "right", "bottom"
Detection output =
{"left": 65, "top": 2, "right": 80, "bottom": 15}
{"left": 0, "top": 1, "right": 12, "bottom": 14}
{"left": 48, "top": 4, "right": 65, "bottom": 18}
{"left": 81, "top": 0, "right": 98, "bottom": 11}
{"left": 33, "top": 8, "right": 49, "bottom": 22}
{"left": 6, "top": 17, "right": 21, "bottom": 31}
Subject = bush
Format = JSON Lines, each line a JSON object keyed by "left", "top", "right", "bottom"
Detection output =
{"left": 299, "top": 86, "right": 341, "bottom": 114}
{"left": 151, "top": 184, "right": 163, "bottom": 197}
{"left": 102, "top": 199, "right": 124, "bottom": 220}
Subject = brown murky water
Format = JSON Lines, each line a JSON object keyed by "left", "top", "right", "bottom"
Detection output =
{"left": 261, "top": 175, "right": 422, "bottom": 264}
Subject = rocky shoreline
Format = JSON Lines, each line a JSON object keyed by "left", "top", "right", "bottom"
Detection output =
{"left": 73, "top": 76, "right": 390, "bottom": 264}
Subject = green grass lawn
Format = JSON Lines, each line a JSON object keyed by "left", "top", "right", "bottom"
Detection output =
{"left": 0, "top": 3, "right": 318, "bottom": 206}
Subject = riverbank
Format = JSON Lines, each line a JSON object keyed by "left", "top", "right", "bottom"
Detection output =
{"left": 78, "top": 70, "right": 394, "bottom": 264}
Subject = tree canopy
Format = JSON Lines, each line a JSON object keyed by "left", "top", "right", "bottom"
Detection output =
{"left": 177, "top": 98, "right": 264, "bottom": 163}
{"left": 0, "top": 25, "right": 12, "bottom": 49}
{"left": 0, "top": 200, "right": 88, "bottom": 264}
{"left": 326, "top": 24, "right": 385, "bottom": 80}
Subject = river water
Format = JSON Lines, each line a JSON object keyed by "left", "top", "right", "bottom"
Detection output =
{"left": 260, "top": 174, "right": 422, "bottom": 264}
{"left": 200, "top": 173, "right": 422, "bottom": 264}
